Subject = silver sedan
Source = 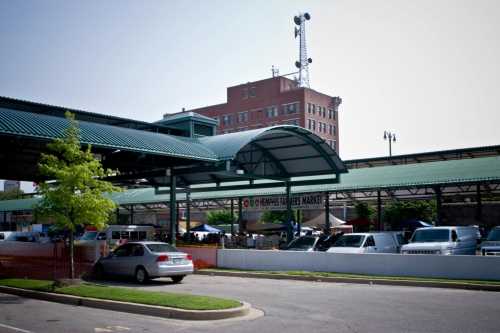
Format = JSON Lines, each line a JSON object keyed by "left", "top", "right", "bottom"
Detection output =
{"left": 95, "top": 241, "right": 194, "bottom": 283}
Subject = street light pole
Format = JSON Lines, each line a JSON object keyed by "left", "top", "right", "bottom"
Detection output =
{"left": 383, "top": 131, "right": 397, "bottom": 157}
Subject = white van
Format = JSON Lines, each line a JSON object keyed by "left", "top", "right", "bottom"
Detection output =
{"left": 480, "top": 226, "right": 500, "bottom": 256}
{"left": 401, "top": 226, "right": 477, "bottom": 255}
{"left": 0, "top": 231, "right": 14, "bottom": 241}
{"left": 79, "top": 225, "right": 156, "bottom": 247}
{"left": 327, "top": 233, "right": 399, "bottom": 254}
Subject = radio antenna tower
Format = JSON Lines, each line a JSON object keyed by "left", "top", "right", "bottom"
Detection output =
{"left": 294, "top": 12, "right": 312, "bottom": 88}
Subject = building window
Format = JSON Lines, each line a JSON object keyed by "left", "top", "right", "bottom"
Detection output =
{"left": 265, "top": 106, "right": 278, "bottom": 118}
{"left": 322, "top": 107, "right": 326, "bottom": 118}
{"left": 333, "top": 125, "right": 336, "bottom": 135}
{"left": 328, "top": 109, "right": 333, "bottom": 119}
{"left": 312, "top": 104, "right": 316, "bottom": 115}
{"left": 307, "top": 103, "right": 312, "bottom": 114}
{"left": 238, "top": 111, "right": 249, "bottom": 123}
{"left": 329, "top": 124, "right": 333, "bottom": 135}
{"left": 311, "top": 119, "right": 316, "bottom": 131}
{"left": 332, "top": 140, "right": 336, "bottom": 150}
{"left": 249, "top": 87, "right": 256, "bottom": 98}
{"left": 307, "top": 119, "right": 312, "bottom": 129}
{"left": 333, "top": 110, "right": 336, "bottom": 120}
{"left": 283, "top": 102, "right": 299, "bottom": 114}
{"left": 242, "top": 88, "right": 248, "bottom": 99}
{"left": 222, "top": 114, "right": 233, "bottom": 126}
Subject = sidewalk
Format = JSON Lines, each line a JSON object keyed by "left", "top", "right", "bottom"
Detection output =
{"left": 196, "top": 269, "right": 500, "bottom": 292}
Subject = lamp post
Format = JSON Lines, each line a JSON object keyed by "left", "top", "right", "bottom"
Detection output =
{"left": 384, "top": 131, "right": 397, "bottom": 157}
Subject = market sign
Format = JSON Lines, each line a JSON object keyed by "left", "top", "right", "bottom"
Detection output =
{"left": 242, "top": 193, "right": 324, "bottom": 211}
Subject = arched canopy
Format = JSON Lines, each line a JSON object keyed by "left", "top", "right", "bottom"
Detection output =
{"left": 202, "top": 126, "right": 345, "bottom": 177}
{"left": 167, "top": 126, "right": 347, "bottom": 186}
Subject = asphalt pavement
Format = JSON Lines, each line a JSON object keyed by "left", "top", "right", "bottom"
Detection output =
{"left": 1, "top": 275, "right": 499, "bottom": 333}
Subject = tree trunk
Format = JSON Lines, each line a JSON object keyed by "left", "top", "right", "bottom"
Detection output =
{"left": 69, "top": 230, "right": 75, "bottom": 279}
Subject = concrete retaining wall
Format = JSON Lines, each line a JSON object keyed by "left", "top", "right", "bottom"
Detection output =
{"left": 217, "top": 249, "right": 500, "bottom": 280}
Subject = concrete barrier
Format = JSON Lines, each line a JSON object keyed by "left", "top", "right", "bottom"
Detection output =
{"left": 217, "top": 249, "right": 500, "bottom": 280}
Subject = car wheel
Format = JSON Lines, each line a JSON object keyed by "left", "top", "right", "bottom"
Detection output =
{"left": 135, "top": 267, "right": 149, "bottom": 284}
{"left": 94, "top": 264, "right": 105, "bottom": 280}
{"left": 171, "top": 275, "right": 185, "bottom": 284}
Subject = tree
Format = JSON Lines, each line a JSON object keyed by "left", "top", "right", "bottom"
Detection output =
{"left": 260, "top": 210, "right": 302, "bottom": 224}
{"left": 35, "top": 112, "right": 121, "bottom": 279}
{"left": 0, "top": 188, "right": 24, "bottom": 201}
{"left": 354, "top": 201, "right": 375, "bottom": 220}
{"left": 383, "top": 200, "right": 436, "bottom": 230}
{"left": 206, "top": 210, "right": 235, "bottom": 225}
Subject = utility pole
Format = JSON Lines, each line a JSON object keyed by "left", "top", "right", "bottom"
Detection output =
{"left": 383, "top": 131, "right": 397, "bottom": 157}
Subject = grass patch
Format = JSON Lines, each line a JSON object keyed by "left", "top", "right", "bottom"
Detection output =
{"left": 203, "top": 268, "right": 500, "bottom": 286}
{"left": 0, "top": 278, "right": 55, "bottom": 291}
{"left": 0, "top": 279, "right": 240, "bottom": 310}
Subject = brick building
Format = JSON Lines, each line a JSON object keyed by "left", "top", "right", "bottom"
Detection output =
{"left": 187, "top": 76, "right": 342, "bottom": 152}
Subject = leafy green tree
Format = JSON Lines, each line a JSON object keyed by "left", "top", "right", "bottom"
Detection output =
{"left": 260, "top": 210, "right": 302, "bottom": 224}
{"left": 383, "top": 200, "right": 436, "bottom": 230}
{"left": 354, "top": 201, "right": 375, "bottom": 220}
{"left": 0, "top": 188, "right": 24, "bottom": 201}
{"left": 206, "top": 210, "right": 235, "bottom": 225}
{"left": 35, "top": 112, "right": 121, "bottom": 279}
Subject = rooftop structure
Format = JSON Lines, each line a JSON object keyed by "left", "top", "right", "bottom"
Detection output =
{"left": 186, "top": 76, "right": 342, "bottom": 152}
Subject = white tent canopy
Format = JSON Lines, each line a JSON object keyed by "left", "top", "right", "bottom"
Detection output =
{"left": 303, "top": 212, "right": 346, "bottom": 228}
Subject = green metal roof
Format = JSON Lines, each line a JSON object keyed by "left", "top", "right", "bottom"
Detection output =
{"left": 2, "top": 155, "right": 499, "bottom": 211}
{"left": 0, "top": 107, "right": 217, "bottom": 161}
{"left": 156, "top": 111, "right": 218, "bottom": 126}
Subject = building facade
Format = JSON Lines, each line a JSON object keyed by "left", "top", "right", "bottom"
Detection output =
{"left": 188, "top": 76, "right": 342, "bottom": 152}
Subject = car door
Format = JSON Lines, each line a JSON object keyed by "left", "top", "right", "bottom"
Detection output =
{"left": 363, "top": 236, "right": 377, "bottom": 253}
{"left": 106, "top": 244, "right": 133, "bottom": 275}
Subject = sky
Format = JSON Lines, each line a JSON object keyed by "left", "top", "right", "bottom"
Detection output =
{"left": 1, "top": 0, "right": 499, "bottom": 191}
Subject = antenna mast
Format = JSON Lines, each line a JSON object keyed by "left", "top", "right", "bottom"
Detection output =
{"left": 294, "top": 12, "right": 312, "bottom": 88}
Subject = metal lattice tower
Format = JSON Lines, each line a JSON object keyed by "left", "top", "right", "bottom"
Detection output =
{"left": 294, "top": 12, "right": 312, "bottom": 88}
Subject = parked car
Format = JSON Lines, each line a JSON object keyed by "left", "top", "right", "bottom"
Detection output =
{"left": 326, "top": 233, "right": 399, "bottom": 254}
{"left": 94, "top": 241, "right": 194, "bottom": 283}
{"left": 284, "top": 236, "right": 319, "bottom": 251}
{"left": 80, "top": 225, "right": 156, "bottom": 247}
{"left": 401, "top": 226, "right": 477, "bottom": 255}
{"left": 2, "top": 231, "right": 49, "bottom": 243}
{"left": 480, "top": 226, "right": 500, "bottom": 256}
{"left": 0, "top": 231, "right": 14, "bottom": 241}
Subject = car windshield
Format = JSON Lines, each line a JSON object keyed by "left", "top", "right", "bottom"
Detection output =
{"left": 287, "top": 237, "right": 316, "bottom": 250}
{"left": 487, "top": 228, "right": 500, "bottom": 241}
{"left": 333, "top": 235, "right": 365, "bottom": 247}
{"left": 80, "top": 232, "right": 98, "bottom": 240}
{"left": 411, "top": 229, "right": 450, "bottom": 243}
{"left": 146, "top": 243, "right": 179, "bottom": 253}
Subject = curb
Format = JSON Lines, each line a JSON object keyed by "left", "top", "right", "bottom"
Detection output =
{"left": 195, "top": 270, "right": 500, "bottom": 292}
{"left": 0, "top": 285, "right": 251, "bottom": 320}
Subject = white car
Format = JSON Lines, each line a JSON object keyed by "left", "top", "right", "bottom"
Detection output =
{"left": 401, "top": 226, "right": 477, "bottom": 255}
{"left": 480, "top": 227, "right": 500, "bottom": 256}
{"left": 95, "top": 242, "right": 194, "bottom": 283}
{"left": 327, "top": 233, "right": 399, "bottom": 254}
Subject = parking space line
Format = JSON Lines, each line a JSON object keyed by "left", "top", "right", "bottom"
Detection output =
{"left": 0, "top": 322, "right": 33, "bottom": 333}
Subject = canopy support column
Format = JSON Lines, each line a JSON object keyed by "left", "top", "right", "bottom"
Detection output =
{"left": 238, "top": 197, "right": 243, "bottom": 234}
{"left": 130, "top": 205, "right": 134, "bottom": 225}
{"left": 325, "top": 192, "right": 331, "bottom": 232}
{"left": 434, "top": 186, "right": 442, "bottom": 226}
{"left": 230, "top": 199, "right": 235, "bottom": 235}
{"left": 377, "top": 190, "right": 382, "bottom": 231}
{"left": 476, "top": 184, "right": 483, "bottom": 222}
{"left": 186, "top": 190, "right": 191, "bottom": 233}
{"left": 286, "top": 181, "right": 293, "bottom": 243}
{"left": 170, "top": 174, "right": 177, "bottom": 246}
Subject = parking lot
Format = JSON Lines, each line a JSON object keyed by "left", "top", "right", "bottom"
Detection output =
{"left": 3, "top": 274, "right": 497, "bottom": 333}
